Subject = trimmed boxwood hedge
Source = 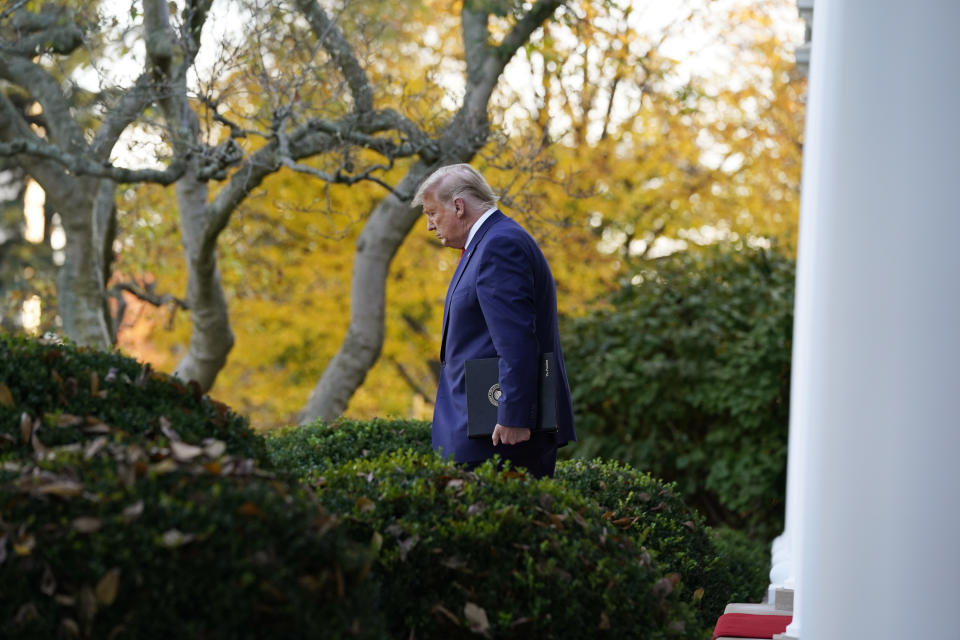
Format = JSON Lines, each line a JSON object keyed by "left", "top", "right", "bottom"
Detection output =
{"left": 271, "top": 420, "right": 770, "bottom": 637}
{"left": 0, "top": 333, "right": 378, "bottom": 638}
{"left": 0, "top": 451, "right": 380, "bottom": 639}
{"left": 0, "top": 333, "right": 265, "bottom": 463}
{"left": 314, "top": 451, "right": 699, "bottom": 639}
{"left": 2, "top": 333, "right": 770, "bottom": 639}
{"left": 265, "top": 418, "right": 432, "bottom": 479}
{"left": 556, "top": 459, "right": 768, "bottom": 629}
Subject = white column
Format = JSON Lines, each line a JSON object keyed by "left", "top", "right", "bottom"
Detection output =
{"left": 769, "top": 2, "right": 817, "bottom": 629}
{"left": 792, "top": 1, "right": 960, "bottom": 639}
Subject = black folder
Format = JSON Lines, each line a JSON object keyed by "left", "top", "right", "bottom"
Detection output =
{"left": 465, "top": 352, "right": 558, "bottom": 439}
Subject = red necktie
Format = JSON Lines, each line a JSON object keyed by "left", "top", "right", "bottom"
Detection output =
{"left": 459, "top": 248, "right": 465, "bottom": 262}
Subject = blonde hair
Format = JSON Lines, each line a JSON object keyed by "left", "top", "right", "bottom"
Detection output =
{"left": 411, "top": 163, "right": 499, "bottom": 210}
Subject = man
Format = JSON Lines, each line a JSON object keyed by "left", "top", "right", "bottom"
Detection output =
{"left": 412, "top": 163, "right": 576, "bottom": 478}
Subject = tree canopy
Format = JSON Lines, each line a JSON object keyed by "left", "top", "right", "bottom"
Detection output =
{"left": 0, "top": 0, "right": 805, "bottom": 429}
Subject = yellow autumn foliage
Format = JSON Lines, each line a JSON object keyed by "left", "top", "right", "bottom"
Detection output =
{"left": 113, "top": 1, "right": 805, "bottom": 430}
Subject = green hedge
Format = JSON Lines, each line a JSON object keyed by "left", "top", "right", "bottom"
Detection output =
{"left": 0, "top": 333, "right": 265, "bottom": 463}
{"left": 265, "top": 418, "right": 432, "bottom": 478}
{"left": 0, "top": 333, "right": 378, "bottom": 638}
{"left": 315, "top": 451, "right": 699, "bottom": 639}
{"left": 271, "top": 419, "right": 770, "bottom": 637}
{"left": 1, "top": 451, "right": 379, "bottom": 639}
{"left": 556, "top": 459, "right": 768, "bottom": 629}
{"left": 2, "top": 333, "right": 770, "bottom": 638}
{"left": 561, "top": 245, "right": 793, "bottom": 538}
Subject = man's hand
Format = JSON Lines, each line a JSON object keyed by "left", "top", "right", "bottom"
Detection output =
{"left": 491, "top": 424, "right": 531, "bottom": 446}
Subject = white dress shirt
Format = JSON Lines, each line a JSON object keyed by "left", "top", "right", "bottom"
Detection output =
{"left": 464, "top": 206, "right": 498, "bottom": 251}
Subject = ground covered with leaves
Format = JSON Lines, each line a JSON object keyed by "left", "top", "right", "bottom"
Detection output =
{"left": 1, "top": 333, "right": 766, "bottom": 639}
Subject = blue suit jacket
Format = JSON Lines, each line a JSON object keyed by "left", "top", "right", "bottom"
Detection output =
{"left": 432, "top": 211, "right": 576, "bottom": 462}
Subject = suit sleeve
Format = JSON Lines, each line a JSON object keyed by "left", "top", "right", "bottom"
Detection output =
{"left": 475, "top": 235, "right": 539, "bottom": 428}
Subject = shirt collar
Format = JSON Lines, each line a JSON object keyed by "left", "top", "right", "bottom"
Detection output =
{"left": 465, "top": 206, "right": 498, "bottom": 251}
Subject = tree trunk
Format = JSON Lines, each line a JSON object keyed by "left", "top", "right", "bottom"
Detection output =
{"left": 172, "top": 166, "right": 234, "bottom": 390}
{"left": 144, "top": 0, "right": 231, "bottom": 391}
{"left": 94, "top": 178, "right": 118, "bottom": 342}
{"left": 54, "top": 177, "right": 114, "bottom": 348}
{"left": 299, "top": 162, "right": 431, "bottom": 422}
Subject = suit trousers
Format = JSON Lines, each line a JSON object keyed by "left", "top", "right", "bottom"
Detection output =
{"left": 461, "top": 437, "right": 558, "bottom": 479}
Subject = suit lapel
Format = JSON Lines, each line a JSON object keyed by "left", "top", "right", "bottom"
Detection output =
{"left": 440, "top": 211, "right": 504, "bottom": 363}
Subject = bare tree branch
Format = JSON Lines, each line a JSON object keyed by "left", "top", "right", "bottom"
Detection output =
{"left": 181, "top": 0, "right": 214, "bottom": 58}
{"left": 90, "top": 73, "right": 160, "bottom": 160}
{"left": 0, "top": 90, "right": 68, "bottom": 193}
{"left": 0, "top": 137, "right": 187, "bottom": 184}
{"left": 0, "top": 0, "right": 29, "bottom": 23}
{"left": 295, "top": 0, "right": 374, "bottom": 112}
{"left": 299, "top": 114, "right": 436, "bottom": 158}
{"left": 111, "top": 282, "right": 190, "bottom": 310}
{"left": 461, "top": 4, "right": 493, "bottom": 85}
{"left": 388, "top": 356, "right": 432, "bottom": 401}
{"left": 0, "top": 53, "right": 86, "bottom": 152}
{"left": 0, "top": 22, "right": 83, "bottom": 56}
{"left": 279, "top": 154, "right": 397, "bottom": 193}
{"left": 498, "top": 0, "right": 565, "bottom": 62}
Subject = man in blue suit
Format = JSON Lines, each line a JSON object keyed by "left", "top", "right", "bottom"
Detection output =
{"left": 412, "top": 164, "right": 576, "bottom": 478}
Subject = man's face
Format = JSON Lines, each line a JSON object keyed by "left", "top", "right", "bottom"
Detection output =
{"left": 423, "top": 192, "right": 466, "bottom": 249}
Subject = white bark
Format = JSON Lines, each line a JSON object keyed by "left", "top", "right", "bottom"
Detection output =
{"left": 172, "top": 165, "right": 234, "bottom": 390}
{"left": 55, "top": 178, "right": 114, "bottom": 347}
{"left": 143, "top": 0, "right": 235, "bottom": 391}
{"left": 299, "top": 164, "right": 431, "bottom": 421}
{"left": 0, "top": 6, "right": 161, "bottom": 347}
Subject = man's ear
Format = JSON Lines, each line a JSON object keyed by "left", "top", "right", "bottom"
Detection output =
{"left": 454, "top": 197, "right": 465, "bottom": 217}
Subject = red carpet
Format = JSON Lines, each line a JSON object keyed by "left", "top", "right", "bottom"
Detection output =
{"left": 712, "top": 613, "right": 792, "bottom": 639}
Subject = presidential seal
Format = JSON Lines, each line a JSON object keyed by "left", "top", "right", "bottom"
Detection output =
{"left": 487, "top": 383, "right": 502, "bottom": 407}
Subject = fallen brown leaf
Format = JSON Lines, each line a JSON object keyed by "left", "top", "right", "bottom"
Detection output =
{"left": 238, "top": 501, "right": 266, "bottom": 518}
{"left": 122, "top": 500, "right": 144, "bottom": 524}
{"left": 95, "top": 568, "right": 121, "bottom": 605}
{"left": 441, "top": 556, "right": 467, "bottom": 570}
{"left": 150, "top": 459, "right": 177, "bottom": 474}
{"left": 158, "top": 416, "right": 181, "bottom": 442}
{"left": 20, "top": 412, "right": 32, "bottom": 444}
{"left": 463, "top": 602, "right": 490, "bottom": 633}
{"left": 72, "top": 517, "right": 103, "bottom": 534}
{"left": 36, "top": 481, "right": 84, "bottom": 497}
{"left": 170, "top": 441, "right": 203, "bottom": 462}
{"left": 158, "top": 529, "right": 195, "bottom": 548}
{"left": 82, "top": 423, "right": 111, "bottom": 434}
{"left": 202, "top": 439, "right": 226, "bottom": 458}
{"left": 14, "top": 533, "right": 35, "bottom": 556}
{"left": 0, "top": 383, "right": 14, "bottom": 407}
{"left": 599, "top": 611, "right": 611, "bottom": 630}
{"left": 30, "top": 431, "right": 48, "bottom": 455}
{"left": 41, "top": 564, "right": 56, "bottom": 595}
{"left": 60, "top": 618, "right": 80, "bottom": 638}
{"left": 83, "top": 436, "right": 108, "bottom": 459}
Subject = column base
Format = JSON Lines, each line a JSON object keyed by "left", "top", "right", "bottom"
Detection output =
{"left": 774, "top": 588, "right": 794, "bottom": 612}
